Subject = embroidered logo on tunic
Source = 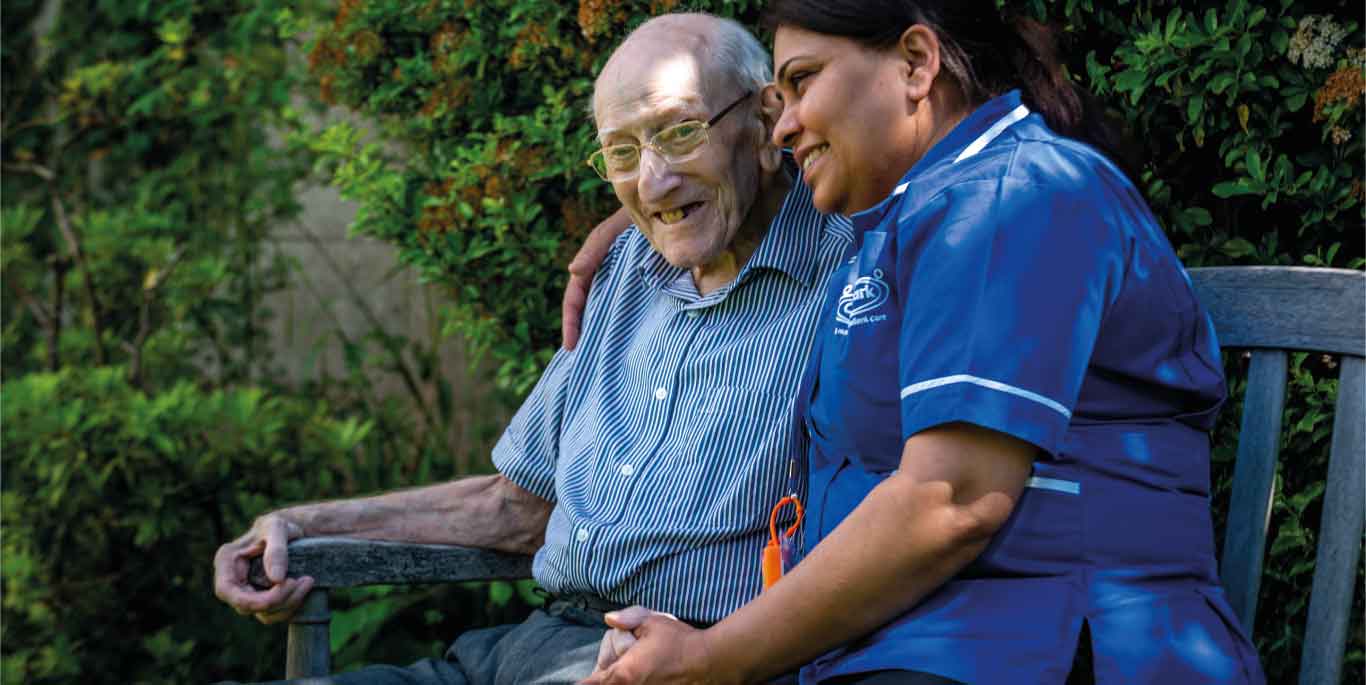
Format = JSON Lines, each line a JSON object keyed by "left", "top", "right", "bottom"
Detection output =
{"left": 835, "top": 269, "right": 890, "bottom": 331}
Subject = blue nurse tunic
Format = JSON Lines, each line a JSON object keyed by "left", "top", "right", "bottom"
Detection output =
{"left": 797, "top": 91, "right": 1266, "bottom": 684}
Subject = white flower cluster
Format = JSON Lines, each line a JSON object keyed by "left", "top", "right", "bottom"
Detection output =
{"left": 1288, "top": 14, "right": 1351, "bottom": 69}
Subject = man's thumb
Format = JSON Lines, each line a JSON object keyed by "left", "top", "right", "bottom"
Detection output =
{"left": 603, "top": 605, "right": 655, "bottom": 631}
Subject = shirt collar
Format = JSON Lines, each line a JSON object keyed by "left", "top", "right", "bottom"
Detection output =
{"left": 849, "top": 90, "right": 1028, "bottom": 233}
{"left": 637, "top": 153, "right": 826, "bottom": 304}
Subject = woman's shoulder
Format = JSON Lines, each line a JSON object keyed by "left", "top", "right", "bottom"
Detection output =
{"left": 1003, "top": 126, "right": 1134, "bottom": 200}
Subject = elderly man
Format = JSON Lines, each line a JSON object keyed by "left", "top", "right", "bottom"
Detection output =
{"left": 213, "top": 12, "right": 850, "bottom": 684}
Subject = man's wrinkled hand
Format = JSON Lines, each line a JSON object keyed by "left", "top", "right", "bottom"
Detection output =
{"left": 582, "top": 609, "right": 728, "bottom": 685}
{"left": 593, "top": 605, "right": 675, "bottom": 672}
{"left": 212, "top": 513, "right": 313, "bottom": 624}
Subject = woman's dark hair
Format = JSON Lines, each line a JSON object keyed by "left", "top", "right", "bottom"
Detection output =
{"left": 763, "top": 0, "right": 1135, "bottom": 175}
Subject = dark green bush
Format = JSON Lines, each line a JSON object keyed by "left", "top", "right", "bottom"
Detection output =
{"left": 0, "top": 1, "right": 464, "bottom": 682}
{"left": 303, "top": 0, "right": 1362, "bottom": 680}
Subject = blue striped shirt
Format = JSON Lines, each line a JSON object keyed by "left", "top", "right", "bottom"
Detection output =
{"left": 492, "top": 170, "right": 852, "bottom": 623}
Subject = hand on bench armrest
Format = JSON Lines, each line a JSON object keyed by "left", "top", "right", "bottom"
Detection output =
{"left": 247, "top": 537, "right": 534, "bottom": 590}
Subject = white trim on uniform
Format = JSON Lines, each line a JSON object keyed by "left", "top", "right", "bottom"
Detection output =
{"left": 1026, "top": 476, "right": 1081, "bottom": 495}
{"left": 899, "top": 373, "right": 1072, "bottom": 419}
{"left": 954, "top": 104, "right": 1030, "bottom": 164}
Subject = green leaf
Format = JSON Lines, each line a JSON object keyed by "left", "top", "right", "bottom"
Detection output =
{"left": 1113, "top": 68, "right": 1149, "bottom": 93}
{"left": 1212, "top": 180, "right": 1257, "bottom": 197}
{"left": 1183, "top": 207, "right": 1214, "bottom": 227}
{"left": 1187, "top": 95, "right": 1204, "bottom": 122}
{"left": 1247, "top": 149, "right": 1264, "bottom": 181}
{"left": 1220, "top": 238, "right": 1257, "bottom": 258}
{"left": 488, "top": 581, "right": 514, "bottom": 607}
{"left": 1209, "top": 72, "right": 1236, "bottom": 94}
{"left": 1270, "top": 30, "right": 1289, "bottom": 55}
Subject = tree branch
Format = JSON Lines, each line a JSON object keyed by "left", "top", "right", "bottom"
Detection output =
{"left": 123, "top": 247, "right": 188, "bottom": 390}
{"left": 278, "top": 222, "right": 455, "bottom": 457}
{"left": 46, "top": 183, "right": 111, "bottom": 365}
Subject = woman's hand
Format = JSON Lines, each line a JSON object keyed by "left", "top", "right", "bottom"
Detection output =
{"left": 562, "top": 207, "right": 631, "bottom": 350}
{"left": 584, "top": 609, "right": 729, "bottom": 685}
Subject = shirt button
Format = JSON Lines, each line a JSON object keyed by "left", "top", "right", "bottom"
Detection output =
{"left": 686, "top": 310, "right": 700, "bottom": 319}
{"left": 575, "top": 528, "right": 589, "bottom": 542}
{"left": 654, "top": 387, "right": 668, "bottom": 400}
{"left": 619, "top": 463, "right": 635, "bottom": 477}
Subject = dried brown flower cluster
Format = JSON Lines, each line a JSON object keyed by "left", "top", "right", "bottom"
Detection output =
{"left": 420, "top": 80, "right": 470, "bottom": 118}
{"left": 510, "top": 22, "right": 551, "bottom": 70}
{"left": 419, "top": 179, "right": 459, "bottom": 234}
{"left": 578, "top": 0, "right": 627, "bottom": 43}
{"left": 560, "top": 198, "right": 597, "bottom": 239}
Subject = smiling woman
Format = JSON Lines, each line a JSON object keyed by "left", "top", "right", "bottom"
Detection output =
{"left": 583, "top": 2, "right": 1270, "bottom": 684}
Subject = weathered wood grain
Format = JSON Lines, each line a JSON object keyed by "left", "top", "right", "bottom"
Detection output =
{"left": 1219, "top": 349, "right": 1287, "bottom": 632}
{"left": 248, "top": 538, "right": 532, "bottom": 589}
{"left": 1188, "top": 267, "right": 1365, "bottom": 355}
{"left": 286, "top": 591, "right": 330, "bottom": 679}
{"left": 1299, "top": 356, "right": 1365, "bottom": 685}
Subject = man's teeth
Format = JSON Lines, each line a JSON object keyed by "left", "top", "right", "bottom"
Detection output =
{"left": 803, "top": 145, "right": 829, "bottom": 171}
{"left": 660, "top": 208, "right": 685, "bottom": 224}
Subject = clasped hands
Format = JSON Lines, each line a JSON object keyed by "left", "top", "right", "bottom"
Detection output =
{"left": 585, "top": 605, "right": 732, "bottom": 685}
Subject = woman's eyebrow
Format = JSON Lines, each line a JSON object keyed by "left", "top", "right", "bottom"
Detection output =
{"left": 775, "top": 55, "right": 811, "bottom": 85}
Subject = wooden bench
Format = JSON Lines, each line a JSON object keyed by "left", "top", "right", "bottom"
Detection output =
{"left": 252, "top": 266, "right": 1364, "bottom": 684}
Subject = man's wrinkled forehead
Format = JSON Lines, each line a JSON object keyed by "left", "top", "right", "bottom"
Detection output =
{"left": 593, "top": 31, "right": 714, "bottom": 132}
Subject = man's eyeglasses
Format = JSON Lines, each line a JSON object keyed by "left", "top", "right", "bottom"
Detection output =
{"left": 587, "top": 90, "right": 753, "bottom": 183}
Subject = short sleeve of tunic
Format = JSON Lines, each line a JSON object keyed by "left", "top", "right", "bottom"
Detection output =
{"left": 896, "top": 172, "right": 1127, "bottom": 455}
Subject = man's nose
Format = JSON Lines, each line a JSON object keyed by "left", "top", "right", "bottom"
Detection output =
{"left": 636, "top": 147, "right": 681, "bottom": 204}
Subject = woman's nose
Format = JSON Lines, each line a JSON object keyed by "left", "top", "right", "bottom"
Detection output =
{"left": 772, "top": 102, "right": 799, "bottom": 149}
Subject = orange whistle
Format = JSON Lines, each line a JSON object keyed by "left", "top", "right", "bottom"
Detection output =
{"left": 762, "top": 539, "right": 784, "bottom": 589}
{"left": 762, "top": 495, "right": 803, "bottom": 590}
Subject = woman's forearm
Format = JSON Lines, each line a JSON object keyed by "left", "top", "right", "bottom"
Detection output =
{"left": 704, "top": 424, "right": 1034, "bottom": 683}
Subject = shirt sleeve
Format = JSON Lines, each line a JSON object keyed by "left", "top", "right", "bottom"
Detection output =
{"left": 491, "top": 348, "right": 572, "bottom": 502}
{"left": 895, "top": 175, "right": 1127, "bottom": 455}
{"left": 490, "top": 229, "right": 634, "bottom": 501}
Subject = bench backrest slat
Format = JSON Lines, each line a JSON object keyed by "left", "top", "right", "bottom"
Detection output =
{"left": 1299, "top": 356, "right": 1364, "bottom": 685}
{"left": 1220, "top": 349, "right": 1288, "bottom": 632}
{"left": 1189, "top": 267, "right": 1364, "bottom": 685}
{"left": 1190, "top": 266, "right": 1364, "bottom": 355}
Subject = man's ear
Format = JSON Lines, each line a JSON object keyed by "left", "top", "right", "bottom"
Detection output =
{"left": 757, "top": 83, "right": 785, "bottom": 172}
{"left": 897, "top": 25, "right": 941, "bottom": 105}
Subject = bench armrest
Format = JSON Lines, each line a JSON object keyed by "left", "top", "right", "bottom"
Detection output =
{"left": 247, "top": 537, "right": 534, "bottom": 589}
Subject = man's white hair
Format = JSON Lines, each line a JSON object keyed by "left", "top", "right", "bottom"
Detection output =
{"left": 694, "top": 13, "right": 772, "bottom": 97}
{"left": 594, "top": 13, "right": 771, "bottom": 110}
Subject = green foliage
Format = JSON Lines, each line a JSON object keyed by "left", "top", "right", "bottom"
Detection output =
{"left": 306, "top": 0, "right": 1362, "bottom": 680}
{"left": 0, "top": 367, "right": 366, "bottom": 682}
{"left": 0, "top": 1, "right": 455, "bottom": 682}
